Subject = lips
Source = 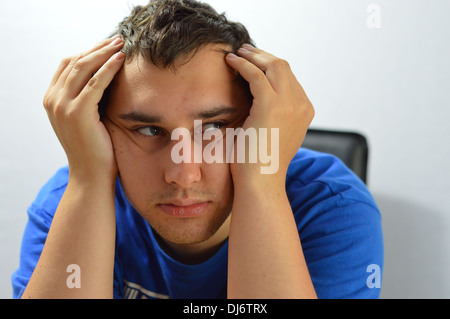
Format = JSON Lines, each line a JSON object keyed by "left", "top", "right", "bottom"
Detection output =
{"left": 158, "top": 200, "right": 209, "bottom": 218}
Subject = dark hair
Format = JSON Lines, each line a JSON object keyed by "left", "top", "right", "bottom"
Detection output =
{"left": 113, "top": 0, "right": 254, "bottom": 68}
{"left": 99, "top": 0, "right": 253, "bottom": 117}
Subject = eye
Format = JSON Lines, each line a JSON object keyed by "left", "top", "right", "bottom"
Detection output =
{"left": 203, "top": 122, "right": 225, "bottom": 133}
{"left": 137, "top": 126, "right": 163, "bottom": 137}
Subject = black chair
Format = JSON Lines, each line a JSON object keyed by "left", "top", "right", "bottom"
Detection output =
{"left": 302, "top": 129, "right": 369, "bottom": 184}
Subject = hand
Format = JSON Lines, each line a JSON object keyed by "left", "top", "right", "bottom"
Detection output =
{"left": 225, "top": 45, "right": 314, "bottom": 183}
{"left": 225, "top": 45, "right": 316, "bottom": 298}
{"left": 43, "top": 36, "right": 125, "bottom": 183}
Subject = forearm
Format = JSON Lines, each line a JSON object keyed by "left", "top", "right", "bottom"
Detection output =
{"left": 22, "top": 177, "right": 116, "bottom": 299}
{"left": 25, "top": 35, "right": 125, "bottom": 299}
{"left": 227, "top": 177, "right": 317, "bottom": 299}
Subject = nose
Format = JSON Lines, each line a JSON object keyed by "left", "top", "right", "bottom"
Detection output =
{"left": 164, "top": 161, "right": 202, "bottom": 188}
{"left": 164, "top": 136, "right": 202, "bottom": 188}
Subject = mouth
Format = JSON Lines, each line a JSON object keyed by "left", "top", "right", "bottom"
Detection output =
{"left": 158, "top": 200, "right": 210, "bottom": 218}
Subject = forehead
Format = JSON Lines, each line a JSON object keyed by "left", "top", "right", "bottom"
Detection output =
{"left": 107, "top": 44, "right": 247, "bottom": 119}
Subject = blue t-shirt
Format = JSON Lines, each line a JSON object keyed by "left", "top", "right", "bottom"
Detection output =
{"left": 11, "top": 148, "right": 384, "bottom": 299}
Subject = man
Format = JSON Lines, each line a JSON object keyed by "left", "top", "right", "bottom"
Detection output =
{"left": 12, "top": 0, "right": 383, "bottom": 299}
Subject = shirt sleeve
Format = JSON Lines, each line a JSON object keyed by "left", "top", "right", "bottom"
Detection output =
{"left": 11, "top": 202, "right": 54, "bottom": 299}
{"left": 286, "top": 149, "right": 384, "bottom": 299}
{"left": 298, "top": 197, "right": 384, "bottom": 299}
{"left": 11, "top": 167, "right": 69, "bottom": 299}
{"left": 11, "top": 166, "right": 125, "bottom": 299}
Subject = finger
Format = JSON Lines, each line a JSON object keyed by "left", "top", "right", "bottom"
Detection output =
{"left": 77, "top": 51, "right": 125, "bottom": 111}
{"left": 54, "top": 35, "right": 121, "bottom": 89}
{"left": 236, "top": 44, "right": 291, "bottom": 94}
{"left": 49, "top": 58, "right": 72, "bottom": 88}
{"left": 63, "top": 37, "right": 124, "bottom": 98}
{"left": 226, "top": 53, "right": 275, "bottom": 103}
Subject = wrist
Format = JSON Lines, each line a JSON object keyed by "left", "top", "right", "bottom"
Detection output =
{"left": 232, "top": 163, "right": 287, "bottom": 188}
{"left": 232, "top": 168, "right": 287, "bottom": 199}
{"left": 68, "top": 166, "right": 117, "bottom": 191}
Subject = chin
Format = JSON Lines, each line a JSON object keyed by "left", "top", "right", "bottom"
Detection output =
{"left": 144, "top": 206, "right": 231, "bottom": 246}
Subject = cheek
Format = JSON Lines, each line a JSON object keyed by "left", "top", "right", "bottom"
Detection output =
{"left": 111, "top": 135, "right": 164, "bottom": 210}
{"left": 106, "top": 127, "right": 133, "bottom": 168}
{"left": 202, "top": 162, "right": 234, "bottom": 200}
{"left": 105, "top": 124, "right": 162, "bottom": 183}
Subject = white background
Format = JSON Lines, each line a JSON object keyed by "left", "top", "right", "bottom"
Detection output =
{"left": 1, "top": 0, "right": 449, "bottom": 298}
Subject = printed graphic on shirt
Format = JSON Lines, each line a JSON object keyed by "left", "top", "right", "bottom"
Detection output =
{"left": 123, "top": 279, "right": 169, "bottom": 299}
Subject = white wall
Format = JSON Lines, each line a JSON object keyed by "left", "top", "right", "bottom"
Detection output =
{"left": 1, "top": 0, "right": 449, "bottom": 298}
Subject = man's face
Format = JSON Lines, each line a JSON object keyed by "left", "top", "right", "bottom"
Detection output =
{"left": 103, "top": 44, "right": 252, "bottom": 250}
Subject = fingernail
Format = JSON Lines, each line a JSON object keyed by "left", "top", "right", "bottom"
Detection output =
{"left": 238, "top": 47, "right": 250, "bottom": 54}
{"left": 110, "top": 37, "right": 123, "bottom": 46}
{"left": 227, "top": 53, "right": 238, "bottom": 59}
{"left": 242, "top": 43, "right": 255, "bottom": 50}
{"left": 114, "top": 52, "right": 125, "bottom": 60}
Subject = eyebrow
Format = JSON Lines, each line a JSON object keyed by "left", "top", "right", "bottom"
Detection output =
{"left": 118, "top": 112, "right": 162, "bottom": 124}
{"left": 118, "top": 106, "right": 238, "bottom": 124}
{"left": 193, "top": 106, "right": 238, "bottom": 120}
